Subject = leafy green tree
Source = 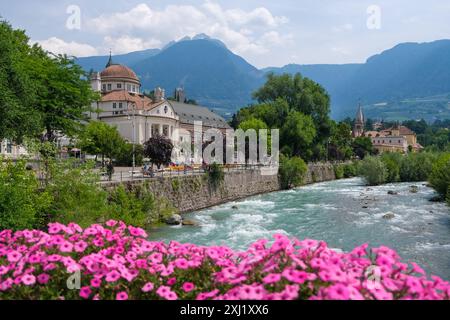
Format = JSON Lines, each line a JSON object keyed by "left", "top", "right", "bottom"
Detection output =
{"left": 279, "top": 156, "right": 308, "bottom": 190}
{"left": 329, "top": 122, "right": 353, "bottom": 160}
{"left": 115, "top": 143, "right": 144, "bottom": 167}
{"left": 360, "top": 156, "right": 388, "bottom": 186}
{"left": 399, "top": 152, "right": 436, "bottom": 182}
{"left": 429, "top": 153, "right": 450, "bottom": 199}
{"left": 0, "top": 159, "right": 52, "bottom": 230}
{"left": 253, "top": 73, "right": 331, "bottom": 143}
{"left": 352, "top": 137, "right": 374, "bottom": 159}
{"left": 144, "top": 135, "right": 174, "bottom": 169}
{"left": 78, "top": 121, "right": 126, "bottom": 163}
{"left": 281, "top": 111, "right": 316, "bottom": 160}
{"left": 0, "top": 21, "right": 41, "bottom": 142}
{"left": 31, "top": 53, "right": 99, "bottom": 142}
{"left": 381, "top": 153, "right": 402, "bottom": 183}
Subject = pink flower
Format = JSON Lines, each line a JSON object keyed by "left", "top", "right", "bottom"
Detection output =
{"left": 326, "top": 284, "right": 350, "bottom": 300}
{"left": 182, "top": 282, "right": 195, "bottom": 293}
{"left": 74, "top": 241, "right": 88, "bottom": 253}
{"left": 116, "top": 291, "right": 128, "bottom": 300}
{"left": 105, "top": 270, "right": 121, "bottom": 283}
{"left": 37, "top": 274, "right": 50, "bottom": 285}
{"left": 80, "top": 286, "right": 92, "bottom": 299}
{"left": 22, "top": 274, "right": 36, "bottom": 286}
{"left": 7, "top": 251, "right": 22, "bottom": 263}
{"left": 167, "top": 277, "right": 177, "bottom": 286}
{"left": 263, "top": 273, "right": 282, "bottom": 284}
{"left": 142, "top": 282, "right": 154, "bottom": 293}
{"left": 91, "top": 278, "right": 102, "bottom": 288}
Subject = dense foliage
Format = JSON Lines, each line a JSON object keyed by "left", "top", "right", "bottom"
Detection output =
{"left": 359, "top": 157, "right": 388, "bottom": 186}
{"left": 0, "top": 160, "right": 51, "bottom": 230}
{"left": 0, "top": 160, "right": 174, "bottom": 231}
{"left": 429, "top": 153, "right": 450, "bottom": 201}
{"left": 0, "top": 221, "right": 449, "bottom": 300}
{"left": 279, "top": 156, "right": 308, "bottom": 190}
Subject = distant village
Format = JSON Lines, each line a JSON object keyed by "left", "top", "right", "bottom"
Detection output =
{"left": 352, "top": 105, "right": 423, "bottom": 154}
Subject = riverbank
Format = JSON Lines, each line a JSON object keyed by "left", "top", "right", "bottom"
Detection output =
{"left": 103, "top": 163, "right": 338, "bottom": 214}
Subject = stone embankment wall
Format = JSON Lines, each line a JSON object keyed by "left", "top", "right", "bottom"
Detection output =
{"left": 104, "top": 163, "right": 337, "bottom": 214}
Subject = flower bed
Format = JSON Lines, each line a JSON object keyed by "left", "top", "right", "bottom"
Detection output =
{"left": 0, "top": 221, "right": 449, "bottom": 300}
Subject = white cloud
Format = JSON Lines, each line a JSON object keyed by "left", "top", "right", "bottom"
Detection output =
{"left": 103, "top": 36, "right": 162, "bottom": 54}
{"left": 36, "top": 37, "right": 98, "bottom": 57}
{"left": 87, "top": 2, "right": 291, "bottom": 57}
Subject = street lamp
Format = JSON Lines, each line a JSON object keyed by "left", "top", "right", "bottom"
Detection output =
{"left": 127, "top": 102, "right": 136, "bottom": 179}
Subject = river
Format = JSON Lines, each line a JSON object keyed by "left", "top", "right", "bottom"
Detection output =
{"left": 149, "top": 178, "right": 450, "bottom": 280}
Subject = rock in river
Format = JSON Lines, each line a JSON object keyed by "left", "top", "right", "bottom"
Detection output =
{"left": 165, "top": 214, "right": 182, "bottom": 225}
{"left": 383, "top": 212, "right": 396, "bottom": 220}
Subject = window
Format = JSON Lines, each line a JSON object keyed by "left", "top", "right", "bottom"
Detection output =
{"left": 132, "top": 85, "right": 136, "bottom": 92}
{"left": 113, "top": 103, "right": 117, "bottom": 109}
{"left": 127, "top": 84, "right": 131, "bottom": 91}
{"left": 119, "top": 103, "right": 123, "bottom": 109}
{"left": 180, "top": 137, "right": 183, "bottom": 142}
{"left": 164, "top": 106, "right": 168, "bottom": 114}
{"left": 117, "top": 83, "right": 122, "bottom": 89}
{"left": 107, "top": 84, "right": 112, "bottom": 91}
{"left": 6, "top": 142, "right": 12, "bottom": 154}
{"left": 102, "top": 84, "right": 106, "bottom": 91}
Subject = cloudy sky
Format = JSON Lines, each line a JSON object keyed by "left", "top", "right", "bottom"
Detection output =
{"left": 2, "top": 0, "right": 450, "bottom": 68}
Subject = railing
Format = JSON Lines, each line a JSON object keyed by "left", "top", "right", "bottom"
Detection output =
{"left": 99, "top": 163, "right": 273, "bottom": 183}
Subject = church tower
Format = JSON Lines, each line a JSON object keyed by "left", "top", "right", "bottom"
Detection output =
{"left": 353, "top": 104, "right": 365, "bottom": 137}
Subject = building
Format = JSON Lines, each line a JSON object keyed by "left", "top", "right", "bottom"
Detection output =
{"left": 352, "top": 105, "right": 423, "bottom": 153}
{"left": 0, "top": 139, "right": 28, "bottom": 159}
{"left": 89, "top": 55, "right": 231, "bottom": 148}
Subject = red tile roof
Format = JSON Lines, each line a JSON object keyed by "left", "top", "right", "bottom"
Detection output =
{"left": 101, "top": 91, "right": 158, "bottom": 111}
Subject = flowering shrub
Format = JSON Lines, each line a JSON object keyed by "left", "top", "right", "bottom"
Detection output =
{"left": 0, "top": 221, "right": 449, "bottom": 300}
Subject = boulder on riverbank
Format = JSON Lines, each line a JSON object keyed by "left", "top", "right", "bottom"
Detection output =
{"left": 388, "top": 190, "right": 399, "bottom": 195}
{"left": 165, "top": 214, "right": 182, "bottom": 225}
{"left": 231, "top": 205, "right": 239, "bottom": 210}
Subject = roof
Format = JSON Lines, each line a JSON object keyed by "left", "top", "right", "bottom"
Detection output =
{"left": 101, "top": 91, "right": 156, "bottom": 111}
{"left": 100, "top": 64, "right": 139, "bottom": 82}
{"left": 169, "top": 101, "right": 230, "bottom": 129}
{"left": 381, "top": 125, "right": 416, "bottom": 136}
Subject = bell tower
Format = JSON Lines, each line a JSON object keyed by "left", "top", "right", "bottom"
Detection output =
{"left": 353, "top": 103, "right": 365, "bottom": 137}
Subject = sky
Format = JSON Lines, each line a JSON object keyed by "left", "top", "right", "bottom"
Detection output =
{"left": 2, "top": 0, "right": 450, "bottom": 68}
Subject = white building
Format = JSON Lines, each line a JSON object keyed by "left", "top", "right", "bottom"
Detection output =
{"left": 89, "top": 55, "right": 230, "bottom": 148}
{"left": 0, "top": 139, "right": 28, "bottom": 159}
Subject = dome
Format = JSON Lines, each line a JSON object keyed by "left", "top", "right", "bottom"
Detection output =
{"left": 100, "top": 64, "right": 139, "bottom": 82}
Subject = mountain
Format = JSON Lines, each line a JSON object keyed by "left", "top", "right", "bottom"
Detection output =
{"left": 267, "top": 40, "right": 450, "bottom": 119}
{"left": 77, "top": 37, "right": 450, "bottom": 120}
{"left": 132, "top": 38, "right": 264, "bottom": 115}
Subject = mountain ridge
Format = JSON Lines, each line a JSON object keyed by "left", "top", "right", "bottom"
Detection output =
{"left": 76, "top": 36, "right": 450, "bottom": 120}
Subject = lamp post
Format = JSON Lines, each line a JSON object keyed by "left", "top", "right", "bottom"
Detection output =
{"left": 127, "top": 102, "right": 136, "bottom": 179}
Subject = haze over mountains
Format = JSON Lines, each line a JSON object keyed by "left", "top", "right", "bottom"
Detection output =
{"left": 77, "top": 35, "right": 450, "bottom": 121}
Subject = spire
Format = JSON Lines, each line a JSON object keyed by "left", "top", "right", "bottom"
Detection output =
{"left": 105, "top": 50, "right": 113, "bottom": 68}
{"left": 356, "top": 102, "right": 364, "bottom": 124}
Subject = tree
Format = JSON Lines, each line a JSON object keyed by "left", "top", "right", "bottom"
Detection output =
{"left": 429, "top": 153, "right": 450, "bottom": 199}
{"left": 31, "top": 53, "right": 99, "bottom": 142}
{"left": 360, "top": 156, "right": 388, "bottom": 186}
{"left": 144, "top": 135, "right": 174, "bottom": 169}
{"left": 253, "top": 73, "right": 331, "bottom": 144}
{"left": 0, "top": 20, "right": 41, "bottom": 142}
{"left": 116, "top": 143, "right": 144, "bottom": 167}
{"left": 78, "top": 121, "right": 125, "bottom": 164}
{"left": 279, "top": 156, "right": 308, "bottom": 189}
{"left": 329, "top": 122, "right": 353, "bottom": 160}
{"left": 281, "top": 111, "right": 316, "bottom": 160}
{"left": 352, "top": 137, "right": 374, "bottom": 159}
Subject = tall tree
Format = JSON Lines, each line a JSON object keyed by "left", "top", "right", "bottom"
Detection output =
{"left": 31, "top": 52, "right": 99, "bottom": 142}
{"left": 0, "top": 21, "right": 41, "bottom": 142}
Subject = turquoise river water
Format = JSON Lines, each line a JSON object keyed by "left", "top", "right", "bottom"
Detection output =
{"left": 149, "top": 178, "right": 450, "bottom": 279}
